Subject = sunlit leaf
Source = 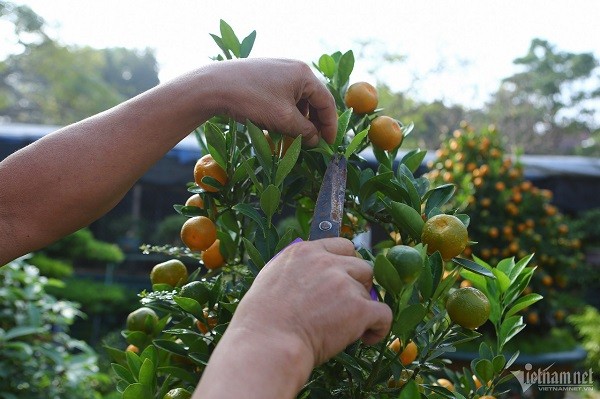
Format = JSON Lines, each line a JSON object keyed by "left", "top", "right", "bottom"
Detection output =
{"left": 219, "top": 19, "right": 240, "bottom": 57}
{"left": 318, "top": 54, "right": 336, "bottom": 78}
{"left": 240, "top": 30, "right": 256, "bottom": 58}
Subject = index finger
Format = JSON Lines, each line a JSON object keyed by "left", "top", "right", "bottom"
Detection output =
{"left": 318, "top": 237, "right": 356, "bottom": 256}
{"left": 304, "top": 76, "right": 337, "bottom": 144}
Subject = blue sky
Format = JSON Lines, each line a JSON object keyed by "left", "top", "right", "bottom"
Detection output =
{"left": 5, "top": 0, "right": 600, "bottom": 109}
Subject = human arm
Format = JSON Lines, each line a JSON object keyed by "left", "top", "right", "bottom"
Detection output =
{"left": 0, "top": 58, "right": 337, "bottom": 264}
{"left": 194, "top": 238, "right": 393, "bottom": 399}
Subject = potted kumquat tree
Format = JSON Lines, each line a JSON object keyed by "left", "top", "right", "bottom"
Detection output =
{"left": 107, "top": 21, "right": 542, "bottom": 399}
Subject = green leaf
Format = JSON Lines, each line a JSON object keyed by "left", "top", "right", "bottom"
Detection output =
{"left": 138, "top": 358, "right": 155, "bottom": 387}
{"left": 105, "top": 345, "right": 126, "bottom": 365}
{"left": 173, "top": 296, "right": 204, "bottom": 320}
{"left": 335, "top": 108, "right": 353, "bottom": 148}
{"left": 219, "top": 19, "right": 240, "bottom": 57}
{"left": 496, "top": 257, "right": 515, "bottom": 276}
{"left": 424, "top": 184, "right": 456, "bottom": 215}
{"left": 399, "top": 379, "right": 420, "bottom": 399}
{"left": 478, "top": 342, "right": 493, "bottom": 360}
{"left": 359, "top": 171, "right": 400, "bottom": 203}
{"left": 423, "top": 384, "right": 457, "bottom": 399}
{"left": 275, "top": 136, "right": 302, "bottom": 186}
{"left": 318, "top": 54, "right": 336, "bottom": 78}
{"left": 400, "top": 174, "right": 421, "bottom": 212}
{"left": 394, "top": 303, "right": 426, "bottom": 341}
{"left": 209, "top": 34, "right": 232, "bottom": 59}
{"left": 233, "top": 203, "right": 267, "bottom": 234}
{"left": 344, "top": 128, "right": 368, "bottom": 158}
{"left": 374, "top": 254, "right": 403, "bottom": 295}
{"left": 505, "top": 293, "right": 543, "bottom": 318}
{"left": 153, "top": 339, "right": 188, "bottom": 357}
{"left": 400, "top": 149, "right": 427, "bottom": 174}
{"left": 459, "top": 269, "right": 488, "bottom": 292}
{"left": 203, "top": 122, "right": 227, "bottom": 169}
{"left": 200, "top": 175, "right": 224, "bottom": 191}
{"left": 508, "top": 253, "right": 535, "bottom": 282}
{"left": 241, "top": 158, "right": 262, "bottom": 191}
{"left": 246, "top": 120, "right": 273, "bottom": 176}
{"left": 174, "top": 204, "right": 206, "bottom": 217}
{"left": 474, "top": 359, "right": 494, "bottom": 383}
{"left": 337, "top": 50, "right": 355, "bottom": 87}
{"left": 3, "top": 326, "right": 45, "bottom": 341}
{"left": 275, "top": 229, "right": 298, "bottom": 254}
{"left": 112, "top": 363, "right": 136, "bottom": 384}
{"left": 499, "top": 316, "right": 526, "bottom": 347}
{"left": 418, "top": 260, "right": 434, "bottom": 301}
{"left": 125, "top": 331, "right": 149, "bottom": 348}
{"left": 505, "top": 350, "right": 520, "bottom": 369}
{"left": 243, "top": 237, "right": 266, "bottom": 269}
{"left": 386, "top": 201, "right": 424, "bottom": 240}
{"left": 451, "top": 258, "right": 495, "bottom": 278}
{"left": 140, "top": 345, "right": 158, "bottom": 368}
{"left": 157, "top": 366, "right": 198, "bottom": 384}
{"left": 428, "top": 251, "right": 444, "bottom": 297}
{"left": 260, "top": 184, "right": 281, "bottom": 223}
{"left": 431, "top": 267, "right": 458, "bottom": 302}
{"left": 122, "top": 383, "right": 152, "bottom": 399}
{"left": 126, "top": 351, "right": 142, "bottom": 381}
{"left": 493, "top": 354, "right": 506, "bottom": 373}
{"left": 505, "top": 267, "right": 536, "bottom": 304}
{"left": 240, "top": 30, "right": 256, "bottom": 58}
{"left": 454, "top": 213, "right": 470, "bottom": 228}
{"left": 492, "top": 268, "right": 511, "bottom": 293}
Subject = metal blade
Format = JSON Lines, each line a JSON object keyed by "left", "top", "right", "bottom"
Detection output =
{"left": 309, "top": 154, "right": 347, "bottom": 240}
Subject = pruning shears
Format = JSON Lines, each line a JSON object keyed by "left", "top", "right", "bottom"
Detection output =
{"left": 308, "top": 153, "right": 348, "bottom": 241}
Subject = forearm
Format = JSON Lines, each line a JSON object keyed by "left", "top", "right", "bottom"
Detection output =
{"left": 0, "top": 66, "right": 221, "bottom": 263}
{"left": 194, "top": 325, "right": 314, "bottom": 399}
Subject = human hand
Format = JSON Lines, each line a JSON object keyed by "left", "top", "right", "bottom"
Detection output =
{"left": 209, "top": 58, "right": 337, "bottom": 146}
{"left": 228, "top": 237, "right": 393, "bottom": 366}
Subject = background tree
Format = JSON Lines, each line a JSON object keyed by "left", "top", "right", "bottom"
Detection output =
{"left": 427, "top": 123, "right": 586, "bottom": 339}
{"left": 0, "top": 1, "right": 159, "bottom": 125}
{"left": 485, "top": 38, "right": 599, "bottom": 155}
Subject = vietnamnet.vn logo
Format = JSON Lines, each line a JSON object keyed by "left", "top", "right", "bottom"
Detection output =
{"left": 510, "top": 363, "right": 594, "bottom": 392}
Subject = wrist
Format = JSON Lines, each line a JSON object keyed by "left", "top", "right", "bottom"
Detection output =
{"left": 195, "top": 323, "right": 314, "bottom": 399}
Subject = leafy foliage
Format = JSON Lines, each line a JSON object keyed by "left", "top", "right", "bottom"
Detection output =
{"left": 568, "top": 306, "right": 600, "bottom": 378}
{"left": 427, "top": 124, "right": 586, "bottom": 332}
{"left": 0, "top": 258, "right": 111, "bottom": 399}
{"left": 0, "top": 1, "right": 160, "bottom": 124}
{"left": 109, "top": 21, "right": 541, "bottom": 399}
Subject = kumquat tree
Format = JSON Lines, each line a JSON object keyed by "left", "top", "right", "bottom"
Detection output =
{"left": 427, "top": 124, "right": 585, "bottom": 334}
{"left": 107, "top": 21, "right": 542, "bottom": 399}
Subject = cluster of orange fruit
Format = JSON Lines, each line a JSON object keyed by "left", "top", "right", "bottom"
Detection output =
{"left": 178, "top": 154, "right": 227, "bottom": 270}
{"left": 344, "top": 81, "right": 404, "bottom": 152}
{"left": 428, "top": 123, "right": 584, "bottom": 327}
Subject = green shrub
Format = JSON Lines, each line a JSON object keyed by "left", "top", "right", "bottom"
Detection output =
{"left": 427, "top": 124, "right": 586, "bottom": 330}
{"left": 27, "top": 253, "right": 73, "bottom": 278}
{"left": 568, "top": 306, "right": 600, "bottom": 376}
{"left": 0, "top": 258, "right": 109, "bottom": 399}
{"left": 46, "top": 278, "right": 137, "bottom": 315}
{"left": 572, "top": 207, "right": 600, "bottom": 248}
{"left": 44, "top": 227, "right": 124, "bottom": 263}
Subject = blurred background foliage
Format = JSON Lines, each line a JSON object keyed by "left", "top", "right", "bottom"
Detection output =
{"left": 426, "top": 124, "right": 594, "bottom": 348}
